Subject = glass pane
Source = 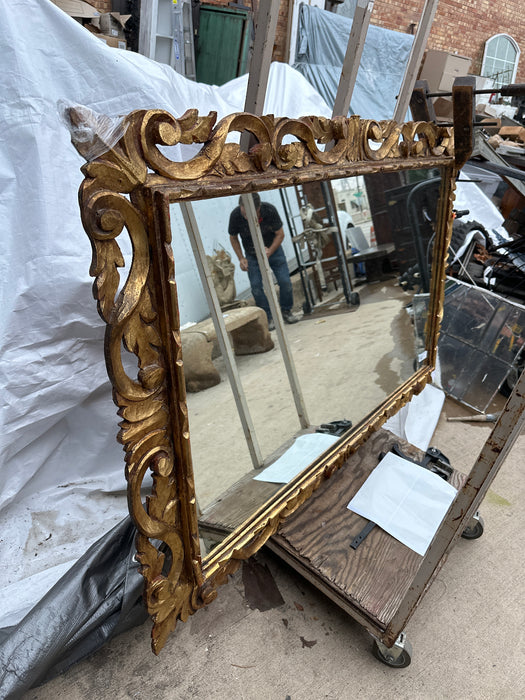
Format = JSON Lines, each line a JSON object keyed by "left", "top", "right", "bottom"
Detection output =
{"left": 495, "top": 36, "right": 506, "bottom": 60}
{"left": 484, "top": 58, "right": 495, "bottom": 75}
{"left": 491, "top": 308, "right": 525, "bottom": 363}
{"left": 505, "top": 40, "right": 517, "bottom": 62}
{"left": 446, "top": 290, "right": 495, "bottom": 346}
{"left": 170, "top": 168, "right": 444, "bottom": 520}
{"left": 483, "top": 35, "right": 518, "bottom": 86}
{"left": 460, "top": 353, "right": 510, "bottom": 411}
{"left": 433, "top": 281, "right": 525, "bottom": 412}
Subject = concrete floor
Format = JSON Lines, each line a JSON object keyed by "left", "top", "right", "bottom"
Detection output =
{"left": 25, "top": 409, "right": 524, "bottom": 699}
{"left": 23, "top": 282, "right": 525, "bottom": 700}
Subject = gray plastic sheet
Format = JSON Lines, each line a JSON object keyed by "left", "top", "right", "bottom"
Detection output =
{"left": 0, "top": 517, "right": 147, "bottom": 699}
{"left": 293, "top": 5, "right": 414, "bottom": 119}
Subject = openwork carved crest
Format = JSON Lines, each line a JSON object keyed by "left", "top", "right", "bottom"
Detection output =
{"left": 72, "top": 107, "right": 456, "bottom": 653}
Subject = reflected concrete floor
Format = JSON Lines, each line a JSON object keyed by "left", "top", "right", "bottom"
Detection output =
{"left": 25, "top": 402, "right": 525, "bottom": 699}
{"left": 189, "top": 280, "right": 416, "bottom": 510}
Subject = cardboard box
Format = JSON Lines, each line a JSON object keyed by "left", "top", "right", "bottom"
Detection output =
{"left": 479, "top": 103, "right": 519, "bottom": 120}
{"left": 96, "top": 33, "right": 127, "bottom": 50}
{"left": 472, "top": 75, "right": 495, "bottom": 92}
{"left": 498, "top": 126, "right": 525, "bottom": 143}
{"left": 96, "top": 12, "right": 130, "bottom": 39}
{"left": 51, "top": 0, "right": 100, "bottom": 18}
{"left": 432, "top": 96, "right": 453, "bottom": 121}
{"left": 419, "top": 49, "right": 472, "bottom": 93}
{"left": 84, "top": 22, "right": 127, "bottom": 49}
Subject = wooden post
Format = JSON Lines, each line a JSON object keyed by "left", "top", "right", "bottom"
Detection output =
{"left": 392, "top": 0, "right": 440, "bottom": 122}
{"left": 409, "top": 79, "right": 437, "bottom": 122}
{"left": 138, "top": 0, "right": 155, "bottom": 58}
{"left": 243, "top": 0, "right": 280, "bottom": 117}
{"left": 331, "top": 0, "right": 375, "bottom": 119}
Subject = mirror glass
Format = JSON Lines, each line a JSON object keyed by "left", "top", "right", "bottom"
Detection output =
{"left": 165, "top": 168, "right": 442, "bottom": 540}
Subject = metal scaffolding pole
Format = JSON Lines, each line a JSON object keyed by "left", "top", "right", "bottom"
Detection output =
{"left": 241, "top": 193, "right": 310, "bottom": 429}
{"left": 241, "top": 0, "right": 310, "bottom": 430}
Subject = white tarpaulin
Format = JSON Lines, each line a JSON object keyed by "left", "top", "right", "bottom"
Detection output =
{"left": 0, "top": 3, "right": 448, "bottom": 691}
{"left": 0, "top": 0, "right": 332, "bottom": 634}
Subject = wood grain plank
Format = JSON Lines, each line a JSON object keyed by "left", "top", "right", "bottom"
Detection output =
{"left": 275, "top": 429, "right": 465, "bottom": 626}
{"left": 200, "top": 427, "right": 466, "bottom": 629}
{"left": 199, "top": 472, "right": 281, "bottom": 534}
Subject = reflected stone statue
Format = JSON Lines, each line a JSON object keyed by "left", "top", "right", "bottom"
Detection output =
{"left": 207, "top": 248, "right": 245, "bottom": 310}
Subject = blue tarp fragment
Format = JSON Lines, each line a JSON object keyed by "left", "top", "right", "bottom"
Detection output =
{"left": 294, "top": 5, "right": 414, "bottom": 120}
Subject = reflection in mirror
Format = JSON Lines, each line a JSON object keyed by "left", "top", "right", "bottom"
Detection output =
{"left": 166, "top": 168, "right": 443, "bottom": 542}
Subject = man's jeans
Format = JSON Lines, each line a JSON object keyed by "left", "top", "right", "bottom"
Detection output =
{"left": 246, "top": 247, "right": 293, "bottom": 320}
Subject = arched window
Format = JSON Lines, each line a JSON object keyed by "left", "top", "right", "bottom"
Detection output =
{"left": 481, "top": 34, "right": 520, "bottom": 89}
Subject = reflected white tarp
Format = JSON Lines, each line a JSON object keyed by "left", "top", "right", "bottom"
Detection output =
{"left": 0, "top": 0, "right": 332, "bottom": 628}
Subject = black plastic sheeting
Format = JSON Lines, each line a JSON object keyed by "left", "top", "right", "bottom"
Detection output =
{"left": 0, "top": 517, "right": 148, "bottom": 699}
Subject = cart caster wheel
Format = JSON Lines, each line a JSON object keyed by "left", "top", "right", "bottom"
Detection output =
{"left": 350, "top": 292, "right": 360, "bottom": 306}
{"left": 372, "top": 632, "right": 413, "bottom": 668}
{"left": 461, "top": 511, "right": 484, "bottom": 539}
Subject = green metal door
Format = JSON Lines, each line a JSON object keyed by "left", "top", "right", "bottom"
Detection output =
{"left": 196, "top": 6, "right": 251, "bottom": 86}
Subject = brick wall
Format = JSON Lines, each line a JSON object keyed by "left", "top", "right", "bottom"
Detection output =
{"left": 369, "top": 0, "right": 524, "bottom": 83}
{"left": 193, "top": 1, "right": 524, "bottom": 81}
{"left": 94, "top": 1, "right": 523, "bottom": 84}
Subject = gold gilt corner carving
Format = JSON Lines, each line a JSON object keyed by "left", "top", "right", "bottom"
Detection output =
{"left": 73, "top": 107, "right": 455, "bottom": 653}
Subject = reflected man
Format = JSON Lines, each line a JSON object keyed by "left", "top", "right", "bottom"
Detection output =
{"left": 228, "top": 193, "right": 298, "bottom": 331}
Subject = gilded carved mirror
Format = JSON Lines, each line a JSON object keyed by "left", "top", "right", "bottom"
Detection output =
{"left": 71, "top": 101, "right": 470, "bottom": 653}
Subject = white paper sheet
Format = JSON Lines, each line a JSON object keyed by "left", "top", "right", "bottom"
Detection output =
{"left": 347, "top": 452, "right": 457, "bottom": 556}
{"left": 254, "top": 433, "right": 339, "bottom": 484}
{"left": 382, "top": 383, "right": 445, "bottom": 451}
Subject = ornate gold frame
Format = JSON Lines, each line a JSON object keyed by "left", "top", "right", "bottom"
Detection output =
{"left": 74, "top": 107, "right": 462, "bottom": 653}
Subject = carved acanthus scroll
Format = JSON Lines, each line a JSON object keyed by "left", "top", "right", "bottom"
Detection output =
{"left": 134, "top": 110, "right": 453, "bottom": 183}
